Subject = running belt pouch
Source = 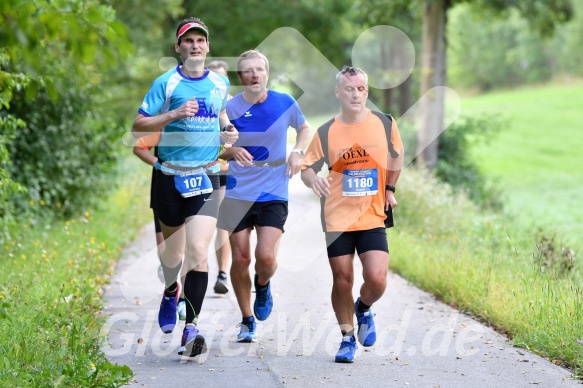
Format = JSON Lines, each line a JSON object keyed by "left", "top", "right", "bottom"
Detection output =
{"left": 384, "top": 206, "right": 394, "bottom": 228}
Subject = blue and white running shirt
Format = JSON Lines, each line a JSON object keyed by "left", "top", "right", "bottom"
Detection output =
{"left": 138, "top": 66, "right": 229, "bottom": 172}
{"left": 226, "top": 90, "right": 306, "bottom": 202}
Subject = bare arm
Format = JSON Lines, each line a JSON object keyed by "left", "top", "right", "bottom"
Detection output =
{"left": 385, "top": 169, "right": 401, "bottom": 210}
{"left": 133, "top": 147, "right": 158, "bottom": 167}
{"left": 287, "top": 121, "right": 312, "bottom": 177}
{"left": 218, "top": 109, "right": 238, "bottom": 144}
{"left": 220, "top": 146, "right": 254, "bottom": 167}
{"left": 301, "top": 167, "right": 331, "bottom": 198}
{"left": 131, "top": 97, "right": 199, "bottom": 138}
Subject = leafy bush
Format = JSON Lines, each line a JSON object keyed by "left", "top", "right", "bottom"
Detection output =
{"left": 0, "top": 0, "right": 132, "bottom": 239}
{"left": 435, "top": 115, "right": 504, "bottom": 209}
{"left": 7, "top": 71, "right": 124, "bottom": 218}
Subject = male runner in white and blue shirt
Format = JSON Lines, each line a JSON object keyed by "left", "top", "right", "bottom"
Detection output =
{"left": 131, "top": 17, "right": 238, "bottom": 358}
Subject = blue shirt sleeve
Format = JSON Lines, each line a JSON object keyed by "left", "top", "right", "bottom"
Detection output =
{"left": 138, "top": 78, "right": 166, "bottom": 117}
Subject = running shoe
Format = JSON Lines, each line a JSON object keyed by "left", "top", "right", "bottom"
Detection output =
{"left": 335, "top": 335, "right": 357, "bottom": 363}
{"left": 177, "top": 300, "right": 186, "bottom": 321}
{"left": 253, "top": 274, "right": 273, "bottom": 321}
{"left": 237, "top": 317, "right": 257, "bottom": 343}
{"left": 354, "top": 297, "right": 376, "bottom": 346}
{"left": 158, "top": 282, "right": 181, "bottom": 334}
{"left": 214, "top": 275, "right": 229, "bottom": 294}
{"left": 178, "top": 325, "right": 207, "bottom": 357}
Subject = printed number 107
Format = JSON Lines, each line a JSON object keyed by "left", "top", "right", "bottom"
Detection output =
{"left": 184, "top": 177, "right": 202, "bottom": 189}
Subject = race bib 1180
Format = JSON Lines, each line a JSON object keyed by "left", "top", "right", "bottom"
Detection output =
{"left": 342, "top": 168, "right": 378, "bottom": 196}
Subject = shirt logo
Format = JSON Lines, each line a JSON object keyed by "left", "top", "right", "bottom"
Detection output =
{"left": 141, "top": 101, "right": 149, "bottom": 109}
{"left": 244, "top": 111, "right": 252, "bottom": 117}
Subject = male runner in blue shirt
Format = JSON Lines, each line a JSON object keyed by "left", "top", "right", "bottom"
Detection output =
{"left": 218, "top": 50, "right": 311, "bottom": 343}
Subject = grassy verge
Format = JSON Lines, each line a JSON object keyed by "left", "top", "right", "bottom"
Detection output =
{"left": 0, "top": 156, "right": 150, "bottom": 387}
{"left": 461, "top": 81, "right": 583, "bottom": 241}
{"left": 390, "top": 167, "right": 582, "bottom": 378}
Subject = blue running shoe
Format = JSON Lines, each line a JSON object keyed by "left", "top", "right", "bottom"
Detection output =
{"left": 253, "top": 274, "right": 273, "bottom": 321}
{"left": 354, "top": 297, "right": 376, "bottom": 346}
{"left": 335, "top": 335, "right": 357, "bottom": 363}
{"left": 158, "top": 283, "right": 181, "bottom": 334}
{"left": 178, "top": 325, "right": 207, "bottom": 357}
{"left": 237, "top": 317, "right": 257, "bottom": 343}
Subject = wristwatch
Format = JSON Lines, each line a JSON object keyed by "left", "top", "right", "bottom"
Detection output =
{"left": 291, "top": 149, "right": 305, "bottom": 157}
{"left": 385, "top": 184, "right": 396, "bottom": 193}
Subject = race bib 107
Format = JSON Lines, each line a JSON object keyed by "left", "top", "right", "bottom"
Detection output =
{"left": 174, "top": 167, "right": 214, "bottom": 198}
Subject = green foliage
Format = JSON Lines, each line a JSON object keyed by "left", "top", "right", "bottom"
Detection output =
{"left": 0, "top": 155, "right": 150, "bottom": 386}
{"left": 448, "top": 5, "right": 552, "bottom": 90}
{"left": 550, "top": 0, "right": 583, "bottom": 78}
{"left": 0, "top": 0, "right": 133, "bottom": 240}
{"left": 7, "top": 80, "right": 123, "bottom": 218}
{"left": 471, "top": 0, "right": 573, "bottom": 36}
{"left": 434, "top": 115, "right": 504, "bottom": 208}
{"left": 534, "top": 233, "right": 576, "bottom": 276}
{"left": 392, "top": 167, "right": 583, "bottom": 377}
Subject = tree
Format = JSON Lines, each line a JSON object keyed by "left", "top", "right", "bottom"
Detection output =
{"left": 416, "top": 0, "right": 572, "bottom": 169}
{"left": 0, "top": 0, "right": 132, "bottom": 235}
{"left": 355, "top": 0, "right": 421, "bottom": 116}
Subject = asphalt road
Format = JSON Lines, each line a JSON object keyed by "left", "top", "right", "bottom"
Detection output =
{"left": 102, "top": 176, "right": 579, "bottom": 387}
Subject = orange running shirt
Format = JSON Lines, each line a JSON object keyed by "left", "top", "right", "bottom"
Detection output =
{"left": 302, "top": 111, "right": 403, "bottom": 232}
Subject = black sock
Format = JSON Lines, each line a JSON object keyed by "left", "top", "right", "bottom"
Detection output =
{"left": 357, "top": 299, "right": 371, "bottom": 313}
{"left": 341, "top": 329, "right": 355, "bottom": 338}
{"left": 179, "top": 297, "right": 186, "bottom": 303}
{"left": 165, "top": 282, "right": 178, "bottom": 296}
{"left": 242, "top": 316, "right": 254, "bottom": 323}
{"left": 184, "top": 270, "right": 208, "bottom": 324}
{"left": 254, "top": 274, "right": 268, "bottom": 290}
{"left": 218, "top": 271, "right": 227, "bottom": 280}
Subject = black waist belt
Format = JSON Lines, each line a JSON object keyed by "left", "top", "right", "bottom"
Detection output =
{"left": 252, "top": 158, "right": 286, "bottom": 167}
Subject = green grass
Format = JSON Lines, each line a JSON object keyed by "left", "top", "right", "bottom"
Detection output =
{"left": 0, "top": 156, "right": 150, "bottom": 387}
{"left": 391, "top": 167, "right": 583, "bottom": 378}
{"left": 459, "top": 82, "right": 583, "bottom": 242}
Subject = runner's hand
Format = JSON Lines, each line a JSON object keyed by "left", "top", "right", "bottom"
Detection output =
{"left": 311, "top": 176, "right": 332, "bottom": 198}
{"left": 176, "top": 97, "right": 198, "bottom": 119}
{"left": 230, "top": 146, "right": 254, "bottom": 167}
{"left": 286, "top": 152, "right": 302, "bottom": 177}
{"left": 220, "top": 124, "right": 238, "bottom": 144}
{"left": 386, "top": 190, "right": 398, "bottom": 210}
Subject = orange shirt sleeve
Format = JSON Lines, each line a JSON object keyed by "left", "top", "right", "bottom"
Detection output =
{"left": 135, "top": 130, "right": 161, "bottom": 150}
{"left": 301, "top": 130, "right": 326, "bottom": 172}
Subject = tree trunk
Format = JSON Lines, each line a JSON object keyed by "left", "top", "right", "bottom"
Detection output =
{"left": 398, "top": 74, "right": 412, "bottom": 116}
{"left": 381, "top": 38, "right": 393, "bottom": 112}
{"left": 416, "top": 0, "right": 447, "bottom": 169}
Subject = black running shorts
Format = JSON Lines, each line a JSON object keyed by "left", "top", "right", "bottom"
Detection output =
{"left": 154, "top": 170, "right": 220, "bottom": 227}
{"left": 325, "top": 227, "right": 389, "bottom": 258}
{"left": 217, "top": 198, "right": 288, "bottom": 234}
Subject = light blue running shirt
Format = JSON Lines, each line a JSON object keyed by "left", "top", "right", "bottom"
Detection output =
{"left": 226, "top": 90, "right": 305, "bottom": 202}
{"left": 138, "top": 66, "right": 229, "bottom": 173}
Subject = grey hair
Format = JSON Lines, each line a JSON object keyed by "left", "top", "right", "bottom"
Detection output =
{"left": 336, "top": 65, "right": 368, "bottom": 86}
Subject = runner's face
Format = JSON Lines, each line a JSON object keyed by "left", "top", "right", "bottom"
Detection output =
{"left": 238, "top": 58, "right": 268, "bottom": 95}
{"left": 175, "top": 30, "right": 209, "bottom": 65}
{"left": 336, "top": 73, "right": 368, "bottom": 115}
